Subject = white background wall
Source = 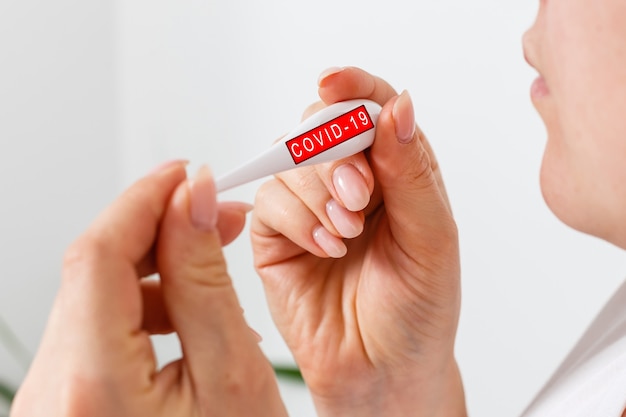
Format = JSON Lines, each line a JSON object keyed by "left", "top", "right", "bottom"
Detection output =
{"left": 2, "top": 1, "right": 626, "bottom": 416}
{"left": 0, "top": 0, "right": 119, "bottom": 414}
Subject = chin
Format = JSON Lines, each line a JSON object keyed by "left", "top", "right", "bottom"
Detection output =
{"left": 540, "top": 152, "right": 626, "bottom": 250}
{"left": 540, "top": 145, "right": 595, "bottom": 237}
{"left": 540, "top": 153, "right": 577, "bottom": 227}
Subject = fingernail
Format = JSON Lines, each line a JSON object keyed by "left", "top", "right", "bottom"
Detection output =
{"left": 149, "top": 159, "right": 188, "bottom": 175}
{"left": 332, "top": 164, "right": 370, "bottom": 211}
{"left": 249, "top": 327, "right": 263, "bottom": 343}
{"left": 326, "top": 199, "right": 363, "bottom": 239}
{"left": 318, "top": 66, "right": 344, "bottom": 86}
{"left": 393, "top": 90, "right": 416, "bottom": 144}
{"left": 189, "top": 165, "right": 218, "bottom": 231}
{"left": 313, "top": 226, "right": 347, "bottom": 258}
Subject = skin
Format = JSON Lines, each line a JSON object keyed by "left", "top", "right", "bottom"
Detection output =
{"left": 11, "top": 1, "right": 626, "bottom": 416}
{"left": 10, "top": 163, "right": 287, "bottom": 417}
{"left": 252, "top": 68, "right": 466, "bottom": 417}
{"left": 524, "top": 0, "right": 626, "bottom": 250}
{"left": 252, "top": 0, "right": 626, "bottom": 415}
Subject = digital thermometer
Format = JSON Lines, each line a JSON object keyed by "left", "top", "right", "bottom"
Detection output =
{"left": 215, "top": 99, "right": 382, "bottom": 192}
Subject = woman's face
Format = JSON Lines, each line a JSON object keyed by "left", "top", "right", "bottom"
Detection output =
{"left": 524, "top": 0, "right": 626, "bottom": 248}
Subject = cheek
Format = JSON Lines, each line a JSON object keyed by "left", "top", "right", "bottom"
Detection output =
{"left": 537, "top": 1, "right": 626, "bottom": 243}
{"left": 526, "top": 1, "right": 626, "bottom": 247}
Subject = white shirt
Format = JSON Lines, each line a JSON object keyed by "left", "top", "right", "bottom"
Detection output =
{"left": 521, "top": 280, "right": 626, "bottom": 417}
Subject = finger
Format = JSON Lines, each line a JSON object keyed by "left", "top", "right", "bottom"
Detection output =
{"left": 314, "top": 67, "right": 396, "bottom": 213}
{"left": 317, "top": 66, "right": 399, "bottom": 106}
{"left": 133, "top": 201, "right": 252, "bottom": 280}
{"left": 416, "top": 124, "right": 453, "bottom": 213}
{"left": 370, "top": 91, "right": 457, "bottom": 259}
{"left": 318, "top": 66, "right": 452, "bottom": 212}
{"left": 140, "top": 202, "right": 249, "bottom": 334}
{"left": 217, "top": 202, "right": 253, "bottom": 245}
{"left": 80, "top": 160, "right": 188, "bottom": 266}
{"left": 156, "top": 165, "right": 261, "bottom": 387}
{"left": 301, "top": 100, "right": 327, "bottom": 119}
{"left": 275, "top": 165, "right": 334, "bottom": 231}
{"left": 275, "top": 164, "right": 366, "bottom": 241}
{"left": 253, "top": 178, "right": 340, "bottom": 259}
{"left": 60, "top": 160, "right": 188, "bottom": 336}
{"left": 294, "top": 94, "right": 375, "bottom": 218}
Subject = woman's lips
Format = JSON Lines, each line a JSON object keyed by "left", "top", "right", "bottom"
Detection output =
{"left": 531, "top": 75, "right": 550, "bottom": 99}
{"left": 523, "top": 49, "right": 549, "bottom": 100}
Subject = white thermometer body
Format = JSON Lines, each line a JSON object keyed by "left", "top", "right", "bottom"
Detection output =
{"left": 215, "top": 99, "right": 382, "bottom": 192}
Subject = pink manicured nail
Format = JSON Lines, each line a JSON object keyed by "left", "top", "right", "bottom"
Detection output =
{"left": 189, "top": 165, "right": 218, "bottom": 231}
{"left": 313, "top": 226, "right": 347, "bottom": 258}
{"left": 392, "top": 90, "right": 416, "bottom": 144}
{"left": 326, "top": 199, "right": 363, "bottom": 239}
{"left": 332, "top": 164, "right": 370, "bottom": 212}
{"left": 318, "top": 66, "right": 345, "bottom": 86}
{"left": 149, "top": 159, "right": 188, "bottom": 175}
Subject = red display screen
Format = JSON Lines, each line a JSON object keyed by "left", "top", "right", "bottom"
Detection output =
{"left": 286, "top": 105, "right": 374, "bottom": 164}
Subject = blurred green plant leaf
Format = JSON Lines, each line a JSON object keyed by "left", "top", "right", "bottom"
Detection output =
{"left": 272, "top": 365, "right": 304, "bottom": 383}
{"left": 0, "top": 379, "right": 15, "bottom": 407}
{"left": 0, "top": 316, "right": 30, "bottom": 371}
{"left": 0, "top": 314, "right": 30, "bottom": 410}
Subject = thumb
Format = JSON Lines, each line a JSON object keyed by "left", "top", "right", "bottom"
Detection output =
{"left": 156, "top": 165, "right": 257, "bottom": 384}
{"left": 370, "top": 91, "right": 457, "bottom": 256}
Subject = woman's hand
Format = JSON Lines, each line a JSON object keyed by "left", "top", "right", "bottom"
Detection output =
{"left": 251, "top": 67, "right": 467, "bottom": 417}
{"left": 11, "top": 162, "right": 287, "bottom": 417}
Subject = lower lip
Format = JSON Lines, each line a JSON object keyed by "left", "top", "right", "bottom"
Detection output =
{"left": 531, "top": 76, "right": 550, "bottom": 99}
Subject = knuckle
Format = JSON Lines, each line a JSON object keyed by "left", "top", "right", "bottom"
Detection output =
{"left": 188, "top": 259, "right": 232, "bottom": 288}
{"left": 301, "top": 100, "right": 326, "bottom": 120}
{"left": 412, "top": 131, "right": 432, "bottom": 174}
{"left": 62, "top": 234, "right": 109, "bottom": 280}
{"left": 385, "top": 136, "right": 434, "bottom": 192}
{"left": 409, "top": 146, "right": 434, "bottom": 187}
{"left": 169, "top": 238, "right": 233, "bottom": 289}
{"left": 252, "top": 180, "right": 289, "bottom": 231}
{"left": 292, "top": 168, "right": 320, "bottom": 194}
{"left": 254, "top": 179, "right": 275, "bottom": 207}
